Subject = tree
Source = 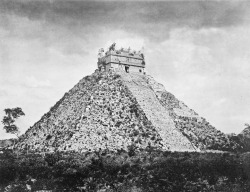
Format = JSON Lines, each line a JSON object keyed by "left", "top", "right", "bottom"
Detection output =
{"left": 2, "top": 107, "right": 25, "bottom": 138}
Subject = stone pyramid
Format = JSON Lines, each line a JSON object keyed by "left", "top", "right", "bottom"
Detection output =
{"left": 16, "top": 70, "right": 240, "bottom": 152}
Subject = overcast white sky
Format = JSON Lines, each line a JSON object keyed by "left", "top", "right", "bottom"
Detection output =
{"left": 0, "top": 0, "right": 250, "bottom": 139}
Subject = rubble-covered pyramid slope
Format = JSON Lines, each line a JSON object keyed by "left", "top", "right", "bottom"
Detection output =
{"left": 17, "top": 71, "right": 166, "bottom": 152}
{"left": 133, "top": 74, "right": 241, "bottom": 151}
{"left": 118, "top": 72, "right": 195, "bottom": 151}
{"left": 17, "top": 70, "right": 240, "bottom": 152}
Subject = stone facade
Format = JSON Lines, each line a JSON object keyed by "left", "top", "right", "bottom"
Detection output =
{"left": 97, "top": 43, "right": 145, "bottom": 73}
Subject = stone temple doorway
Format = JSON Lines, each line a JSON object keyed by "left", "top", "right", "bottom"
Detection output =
{"left": 125, "top": 66, "right": 129, "bottom": 73}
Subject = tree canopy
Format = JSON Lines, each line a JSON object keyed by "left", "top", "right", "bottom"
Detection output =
{"left": 1, "top": 107, "right": 25, "bottom": 137}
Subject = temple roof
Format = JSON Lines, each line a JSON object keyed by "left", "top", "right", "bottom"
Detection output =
{"left": 105, "top": 50, "right": 143, "bottom": 60}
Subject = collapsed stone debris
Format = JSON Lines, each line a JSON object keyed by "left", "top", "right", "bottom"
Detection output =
{"left": 16, "top": 69, "right": 240, "bottom": 153}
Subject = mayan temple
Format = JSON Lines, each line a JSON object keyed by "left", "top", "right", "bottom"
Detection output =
{"left": 16, "top": 43, "right": 241, "bottom": 152}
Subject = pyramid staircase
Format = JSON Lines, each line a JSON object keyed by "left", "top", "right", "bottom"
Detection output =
{"left": 118, "top": 71, "right": 196, "bottom": 151}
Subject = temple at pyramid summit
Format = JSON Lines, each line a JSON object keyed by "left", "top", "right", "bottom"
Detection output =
{"left": 16, "top": 43, "right": 242, "bottom": 153}
{"left": 97, "top": 43, "right": 145, "bottom": 73}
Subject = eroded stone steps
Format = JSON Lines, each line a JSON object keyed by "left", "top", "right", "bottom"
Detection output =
{"left": 119, "top": 72, "right": 195, "bottom": 151}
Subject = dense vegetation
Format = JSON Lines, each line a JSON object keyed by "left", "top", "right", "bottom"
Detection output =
{"left": 1, "top": 149, "right": 250, "bottom": 192}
